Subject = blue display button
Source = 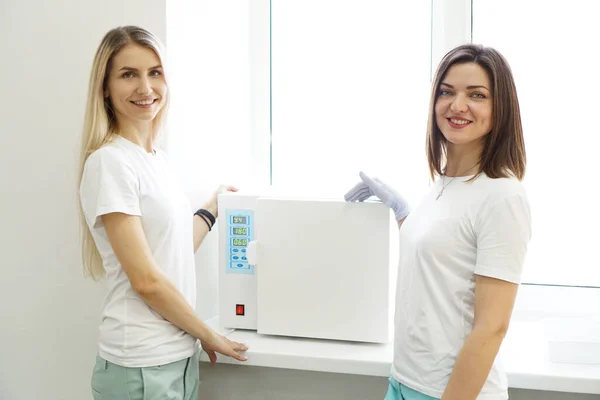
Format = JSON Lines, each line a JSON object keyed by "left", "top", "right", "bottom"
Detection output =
{"left": 230, "top": 262, "right": 250, "bottom": 270}
{"left": 232, "top": 256, "right": 239, "bottom": 260}
{"left": 241, "top": 256, "right": 247, "bottom": 261}
{"left": 233, "top": 248, "right": 239, "bottom": 252}
{"left": 241, "top": 249, "right": 246, "bottom": 253}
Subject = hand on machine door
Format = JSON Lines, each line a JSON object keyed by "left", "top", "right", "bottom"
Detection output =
{"left": 344, "top": 171, "right": 410, "bottom": 222}
{"left": 205, "top": 185, "right": 238, "bottom": 218}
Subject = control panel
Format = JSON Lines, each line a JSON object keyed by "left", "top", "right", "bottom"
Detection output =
{"left": 226, "top": 209, "right": 254, "bottom": 274}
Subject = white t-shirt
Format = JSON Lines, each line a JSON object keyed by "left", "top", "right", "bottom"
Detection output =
{"left": 391, "top": 173, "right": 531, "bottom": 400}
{"left": 80, "top": 135, "right": 198, "bottom": 367}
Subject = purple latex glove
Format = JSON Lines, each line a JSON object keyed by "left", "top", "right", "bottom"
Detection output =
{"left": 344, "top": 171, "right": 410, "bottom": 221}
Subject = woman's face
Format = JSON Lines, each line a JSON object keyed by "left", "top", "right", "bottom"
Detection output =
{"left": 435, "top": 62, "right": 493, "bottom": 147}
{"left": 104, "top": 44, "right": 167, "bottom": 128}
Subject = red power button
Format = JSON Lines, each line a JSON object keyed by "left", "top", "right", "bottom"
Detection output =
{"left": 236, "top": 304, "right": 245, "bottom": 316}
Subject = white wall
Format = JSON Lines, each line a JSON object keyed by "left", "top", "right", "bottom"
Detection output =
{"left": 0, "top": 1, "right": 253, "bottom": 398}
{"left": 0, "top": 1, "right": 166, "bottom": 399}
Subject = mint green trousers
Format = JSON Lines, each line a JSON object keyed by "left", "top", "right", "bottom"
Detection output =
{"left": 91, "top": 352, "right": 199, "bottom": 400}
{"left": 384, "top": 377, "right": 439, "bottom": 400}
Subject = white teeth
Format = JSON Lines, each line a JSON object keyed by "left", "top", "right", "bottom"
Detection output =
{"left": 450, "top": 118, "right": 470, "bottom": 125}
{"left": 133, "top": 99, "right": 154, "bottom": 105}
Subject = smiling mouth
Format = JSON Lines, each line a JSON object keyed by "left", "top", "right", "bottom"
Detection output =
{"left": 131, "top": 99, "right": 157, "bottom": 106}
{"left": 447, "top": 117, "right": 472, "bottom": 127}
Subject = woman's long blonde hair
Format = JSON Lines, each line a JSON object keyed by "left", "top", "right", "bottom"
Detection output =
{"left": 78, "top": 26, "right": 169, "bottom": 280}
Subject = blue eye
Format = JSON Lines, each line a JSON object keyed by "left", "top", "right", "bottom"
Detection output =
{"left": 149, "top": 70, "right": 162, "bottom": 77}
{"left": 471, "top": 93, "right": 486, "bottom": 99}
{"left": 122, "top": 71, "right": 134, "bottom": 78}
{"left": 439, "top": 89, "right": 452, "bottom": 96}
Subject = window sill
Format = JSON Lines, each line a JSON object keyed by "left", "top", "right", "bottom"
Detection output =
{"left": 202, "top": 315, "right": 600, "bottom": 395}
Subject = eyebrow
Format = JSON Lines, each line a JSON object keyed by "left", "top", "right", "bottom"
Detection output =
{"left": 441, "top": 82, "right": 489, "bottom": 91}
{"left": 118, "top": 65, "right": 163, "bottom": 71}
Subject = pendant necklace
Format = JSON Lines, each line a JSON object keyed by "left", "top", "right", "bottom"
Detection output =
{"left": 436, "top": 175, "right": 457, "bottom": 200}
{"left": 436, "top": 164, "right": 478, "bottom": 201}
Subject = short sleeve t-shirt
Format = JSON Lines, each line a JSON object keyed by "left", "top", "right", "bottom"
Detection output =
{"left": 80, "top": 135, "right": 198, "bottom": 367}
{"left": 391, "top": 174, "right": 532, "bottom": 400}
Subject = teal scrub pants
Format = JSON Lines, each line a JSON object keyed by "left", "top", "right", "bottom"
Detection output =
{"left": 91, "top": 351, "right": 199, "bottom": 400}
{"left": 385, "top": 377, "right": 439, "bottom": 400}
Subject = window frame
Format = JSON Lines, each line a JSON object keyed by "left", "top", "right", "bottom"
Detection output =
{"left": 248, "top": 0, "right": 600, "bottom": 318}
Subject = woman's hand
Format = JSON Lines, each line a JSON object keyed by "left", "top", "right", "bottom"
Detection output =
{"left": 201, "top": 332, "right": 248, "bottom": 364}
{"left": 344, "top": 171, "right": 410, "bottom": 221}
{"left": 205, "top": 185, "right": 238, "bottom": 218}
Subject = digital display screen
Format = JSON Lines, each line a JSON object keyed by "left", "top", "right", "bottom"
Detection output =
{"left": 232, "top": 216, "right": 247, "bottom": 224}
{"left": 232, "top": 227, "right": 248, "bottom": 235}
{"left": 233, "top": 238, "right": 248, "bottom": 246}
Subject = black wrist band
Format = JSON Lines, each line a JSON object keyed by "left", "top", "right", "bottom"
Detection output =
{"left": 195, "top": 208, "right": 216, "bottom": 227}
{"left": 196, "top": 213, "right": 212, "bottom": 231}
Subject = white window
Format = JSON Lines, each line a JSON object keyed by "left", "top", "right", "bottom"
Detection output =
{"left": 167, "top": 0, "right": 600, "bottom": 303}
{"left": 268, "top": 0, "right": 600, "bottom": 289}
{"left": 270, "top": 0, "right": 432, "bottom": 205}
{"left": 166, "top": 1, "right": 254, "bottom": 190}
{"left": 472, "top": 0, "right": 600, "bottom": 287}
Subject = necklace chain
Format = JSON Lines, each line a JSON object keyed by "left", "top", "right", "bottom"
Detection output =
{"left": 436, "top": 175, "right": 456, "bottom": 200}
{"left": 436, "top": 164, "right": 479, "bottom": 201}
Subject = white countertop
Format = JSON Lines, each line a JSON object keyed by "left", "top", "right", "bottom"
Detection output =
{"left": 498, "top": 319, "right": 600, "bottom": 394}
{"left": 200, "top": 317, "right": 600, "bottom": 395}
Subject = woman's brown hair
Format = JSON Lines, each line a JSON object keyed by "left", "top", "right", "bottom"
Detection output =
{"left": 426, "top": 44, "right": 526, "bottom": 181}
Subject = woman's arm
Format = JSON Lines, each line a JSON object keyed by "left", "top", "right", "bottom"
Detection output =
{"left": 442, "top": 193, "right": 531, "bottom": 399}
{"left": 344, "top": 172, "right": 411, "bottom": 227}
{"left": 441, "top": 275, "right": 518, "bottom": 400}
{"left": 193, "top": 201, "right": 216, "bottom": 252}
{"left": 397, "top": 215, "right": 408, "bottom": 230}
{"left": 103, "top": 212, "right": 247, "bottom": 361}
{"left": 192, "top": 185, "right": 237, "bottom": 252}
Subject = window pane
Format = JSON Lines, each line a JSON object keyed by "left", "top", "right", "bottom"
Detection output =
{"left": 167, "top": 1, "right": 253, "bottom": 188}
{"left": 271, "top": 0, "right": 432, "bottom": 205}
{"left": 473, "top": 0, "right": 600, "bottom": 286}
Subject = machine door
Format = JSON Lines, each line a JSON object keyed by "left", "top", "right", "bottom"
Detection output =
{"left": 255, "top": 198, "right": 391, "bottom": 343}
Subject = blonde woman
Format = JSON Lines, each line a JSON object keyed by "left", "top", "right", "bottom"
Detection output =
{"left": 78, "top": 26, "right": 247, "bottom": 400}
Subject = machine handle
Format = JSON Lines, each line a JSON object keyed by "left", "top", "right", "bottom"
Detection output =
{"left": 247, "top": 240, "right": 258, "bottom": 266}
